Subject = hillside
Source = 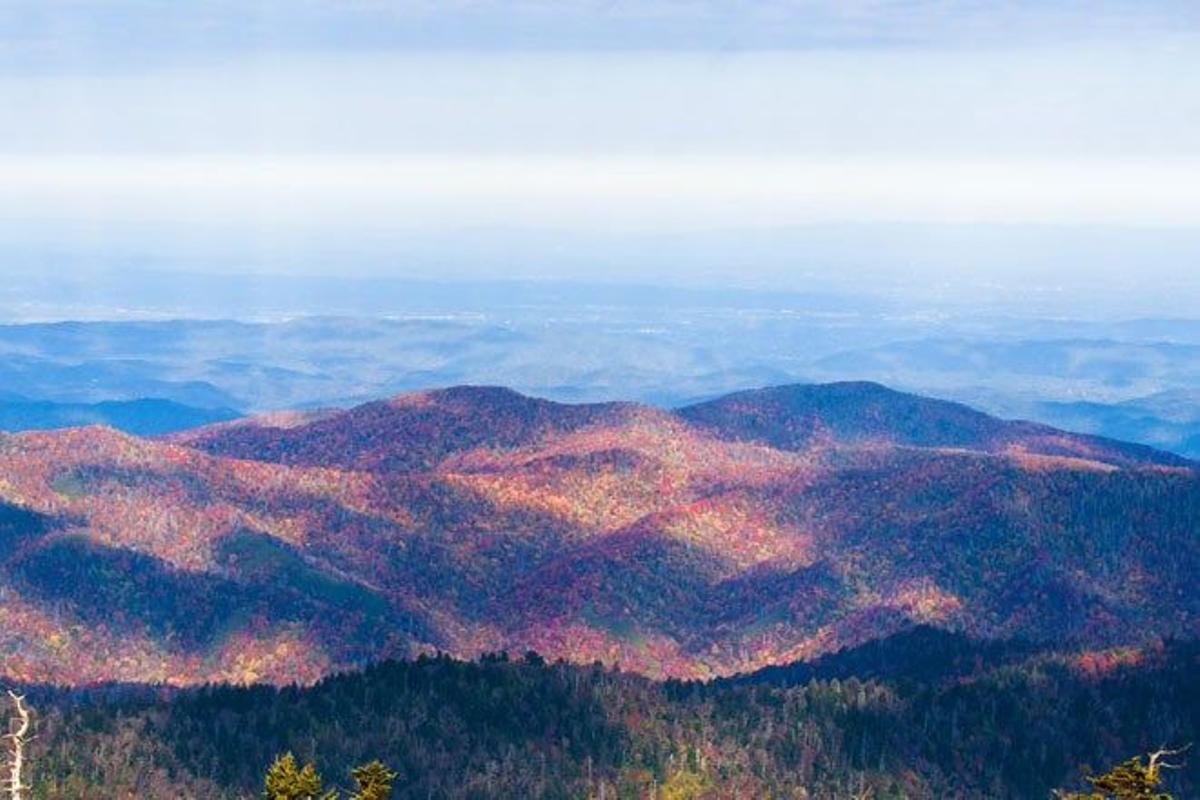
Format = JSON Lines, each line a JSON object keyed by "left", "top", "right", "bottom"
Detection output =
{"left": 678, "top": 381, "right": 1189, "bottom": 467}
{"left": 179, "top": 386, "right": 633, "bottom": 471}
{"left": 0, "top": 382, "right": 1196, "bottom": 685}
{"left": 20, "top": 636, "right": 1200, "bottom": 799}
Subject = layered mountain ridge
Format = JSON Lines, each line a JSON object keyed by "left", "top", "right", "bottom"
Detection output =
{"left": 0, "top": 381, "right": 1195, "bottom": 685}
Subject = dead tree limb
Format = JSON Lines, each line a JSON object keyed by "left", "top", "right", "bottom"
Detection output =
{"left": 1146, "top": 743, "right": 1191, "bottom": 780}
{"left": 3, "top": 691, "right": 30, "bottom": 800}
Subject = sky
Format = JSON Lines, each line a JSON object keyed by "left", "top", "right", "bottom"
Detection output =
{"left": 1, "top": 1, "right": 1198, "bottom": 314}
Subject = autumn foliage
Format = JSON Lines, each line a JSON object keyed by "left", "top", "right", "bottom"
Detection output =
{"left": 0, "top": 382, "right": 1194, "bottom": 686}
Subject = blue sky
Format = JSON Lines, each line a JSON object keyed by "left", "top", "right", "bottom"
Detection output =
{"left": 1, "top": 1, "right": 1198, "bottom": 313}
{"left": 6, "top": 2, "right": 1200, "bottom": 59}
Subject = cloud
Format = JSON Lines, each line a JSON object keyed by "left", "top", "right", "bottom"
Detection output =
{"left": 2, "top": 1, "right": 1196, "bottom": 304}
{"left": 5, "top": 155, "right": 1199, "bottom": 232}
{"left": 3, "top": 46, "right": 1198, "bottom": 159}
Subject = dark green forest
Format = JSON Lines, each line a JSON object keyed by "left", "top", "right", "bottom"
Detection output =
{"left": 11, "top": 629, "right": 1198, "bottom": 799}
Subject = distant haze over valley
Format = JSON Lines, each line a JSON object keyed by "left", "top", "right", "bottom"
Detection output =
{"left": 0, "top": 273, "right": 1198, "bottom": 459}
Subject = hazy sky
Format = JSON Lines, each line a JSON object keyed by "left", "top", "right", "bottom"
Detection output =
{"left": 1, "top": 1, "right": 1198, "bottom": 312}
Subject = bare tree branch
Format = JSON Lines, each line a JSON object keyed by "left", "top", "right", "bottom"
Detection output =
{"left": 1147, "top": 743, "right": 1191, "bottom": 775}
{"left": 2, "top": 691, "right": 31, "bottom": 800}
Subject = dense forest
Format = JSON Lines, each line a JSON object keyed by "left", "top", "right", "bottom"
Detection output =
{"left": 0, "top": 384, "right": 1196, "bottom": 797}
{"left": 3, "top": 383, "right": 1199, "bottom": 688}
{"left": 10, "top": 629, "right": 1197, "bottom": 799}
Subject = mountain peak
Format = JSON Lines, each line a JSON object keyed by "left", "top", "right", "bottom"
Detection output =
{"left": 187, "top": 384, "right": 636, "bottom": 471}
{"left": 678, "top": 380, "right": 1187, "bottom": 468}
{"left": 679, "top": 380, "right": 1005, "bottom": 448}
{"left": 389, "top": 384, "right": 531, "bottom": 407}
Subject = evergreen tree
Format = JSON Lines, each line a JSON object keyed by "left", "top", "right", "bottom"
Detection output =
{"left": 264, "top": 752, "right": 338, "bottom": 800}
{"left": 350, "top": 761, "right": 397, "bottom": 800}
{"left": 1056, "top": 748, "right": 1188, "bottom": 800}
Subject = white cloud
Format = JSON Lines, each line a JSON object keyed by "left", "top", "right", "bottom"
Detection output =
{"left": 2, "top": 2, "right": 1196, "bottom": 297}
{"left": 3, "top": 45, "right": 1199, "bottom": 160}
{"left": 5, "top": 155, "right": 1199, "bottom": 231}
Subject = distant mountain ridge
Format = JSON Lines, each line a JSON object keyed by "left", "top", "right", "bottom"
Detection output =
{"left": 180, "top": 380, "right": 1187, "bottom": 471}
{"left": 1, "top": 315, "right": 1199, "bottom": 460}
{"left": 0, "top": 396, "right": 240, "bottom": 436}
{"left": 0, "top": 381, "right": 1195, "bottom": 686}
{"left": 1020, "top": 394, "right": 1200, "bottom": 461}
{"left": 181, "top": 386, "right": 635, "bottom": 471}
{"left": 677, "top": 381, "right": 1190, "bottom": 468}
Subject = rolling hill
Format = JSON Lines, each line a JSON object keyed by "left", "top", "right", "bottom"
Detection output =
{"left": 0, "top": 381, "right": 1195, "bottom": 686}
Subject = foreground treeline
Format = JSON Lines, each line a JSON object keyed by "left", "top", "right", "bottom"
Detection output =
{"left": 13, "top": 630, "right": 1200, "bottom": 799}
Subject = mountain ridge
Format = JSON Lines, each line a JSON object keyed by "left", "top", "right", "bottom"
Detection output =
{"left": 0, "top": 396, "right": 240, "bottom": 436}
{"left": 678, "top": 380, "right": 1193, "bottom": 468}
{"left": 0, "top": 380, "right": 1195, "bottom": 686}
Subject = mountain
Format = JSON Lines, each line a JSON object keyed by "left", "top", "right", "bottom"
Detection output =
{"left": 724, "top": 624, "right": 1040, "bottom": 686}
{"left": 0, "top": 382, "right": 1196, "bottom": 686}
{"left": 179, "top": 386, "right": 633, "bottom": 471}
{"left": 677, "top": 381, "right": 1189, "bottom": 467}
{"left": 809, "top": 337, "right": 1200, "bottom": 402}
{"left": 0, "top": 397, "right": 240, "bottom": 436}
{"left": 3, "top": 317, "right": 1200, "bottom": 460}
{"left": 1017, "top": 395, "right": 1200, "bottom": 461}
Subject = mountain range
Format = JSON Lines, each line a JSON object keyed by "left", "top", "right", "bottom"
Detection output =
{"left": 0, "top": 396, "right": 239, "bottom": 436}
{"left": 0, "top": 381, "right": 1195, "bottom": 686}
{"left": 5, "top": 315, "right": 1200, "bottom": 462}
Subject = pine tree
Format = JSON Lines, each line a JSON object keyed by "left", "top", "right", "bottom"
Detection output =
{"left": 349, "top": 761, "right": 397, "bottom": 800}
{"left": 264, "top": 752, "right": 338, "bottom": 800}
{"left": 1055, "top": 747, "right": 1189, "bottom": 800}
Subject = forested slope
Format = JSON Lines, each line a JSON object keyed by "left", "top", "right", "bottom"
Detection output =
{"left": 19, "top": 634, "right": 1199, "bottom": 799}
{"left": 0, "top": 382, "right": 1195, "bottom": 684}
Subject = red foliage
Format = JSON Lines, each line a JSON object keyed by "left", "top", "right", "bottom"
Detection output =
{"left": 0, "top": 384, "right": 1195, "bottom": 686}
